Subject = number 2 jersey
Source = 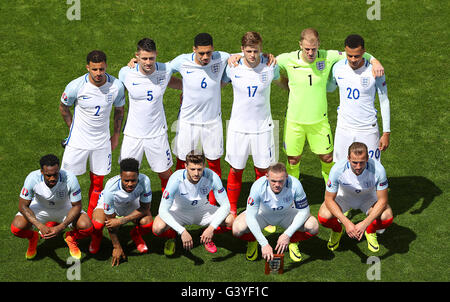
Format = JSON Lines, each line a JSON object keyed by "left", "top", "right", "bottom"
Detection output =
{"left": 61, "top": 73, "right": 125, "bottom": 150}
{"left": 19, "top": 169, "right": 82, "bottom": 209}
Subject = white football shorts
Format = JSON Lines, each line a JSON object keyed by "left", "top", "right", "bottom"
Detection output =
{"left": 119, "top": 133, "right": 173, "bottom": 173}
{"left": 16, "top": 200, "right": 85, "bottom": 228}
{"left": 225, "top": 128, "right": 275, "bottom": 170}
{"left": 167, "top": 203, "right": 221, "bottom": 227}
{"left": 62, "top": 145, "right": 112, "bottom": 176}
{"left": 173, "top": 119, "right": 223, "bottom": 161}
{"left": 95, "top": 198, "right": 140, "bottom": 217}
{"left": 333, "top": 125, "right": 380, "bottom": 162}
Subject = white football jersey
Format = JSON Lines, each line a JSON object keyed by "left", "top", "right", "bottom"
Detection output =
{"left": 169, "top": 51, "right": 230, "bottom": 124}
{"left": 245, "top": 175, "right": 309, "bottom": 246}
{"left": 326, "top": 158, "right": 388, "bottom": 205}
{"left": 225, "top": 57, "right": 280, "bottom": 133}
{"left": 119, "top": 63, "right": 172, "bottom": 138}
{"left": 331, "top": 59, "right": 388, "bottom": 132}
{"left": 99, "top": 173, "right": 152, "bottom": 216}
{"left": 158, "top": 168, "right": 229, "bottom": 234}
{"left": 61, "top": 73, "right": 125, "bottom": 150}
{"left": 19, "top": 169, "right": 82, "bottom": 210}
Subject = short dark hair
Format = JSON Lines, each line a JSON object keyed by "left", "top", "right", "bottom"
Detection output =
{"left": 137, "top": 38, "right": 157, "bottom": 52}
{"left": 194, "top": 33, "right": 213, "bottom": 47}
{"left": 120, "top": 158, "right": 139, "bottom": 173}
{"left": 345, "top": 34, "right": 365, "bottom": 49}
{"left": 185, "top": 150, "right": 206, "bottom": 165}
{"left": 40, "top": 154, "right": 60, "bottom": 169}
{"left": 86, "top": 50, "right": 107, "bottom": 64}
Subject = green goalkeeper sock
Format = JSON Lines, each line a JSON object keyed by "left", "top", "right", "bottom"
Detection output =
{"left": 286, "top": 161, "right": 300, "bottom": 179}
{"left": 320, "top": 160, "right": 334, "bottom": 184}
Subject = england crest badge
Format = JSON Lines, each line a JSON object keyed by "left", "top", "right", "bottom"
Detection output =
{"left": 211, "top": 63, "right": 220, "bottom": 74}
{"left": 316, "top": 61, "right": 325, "bottom": 71}
{"left": 361, "top": 77, "right": 370, "bottom": 88}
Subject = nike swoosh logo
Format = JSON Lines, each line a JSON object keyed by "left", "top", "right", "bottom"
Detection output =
{"left": 290, "top": 249, "right": 302, "bottom": 260}
{"left": 368, "top": 242, "right": 379, "bottom": 251}
{"left": 82, "top": 96, "right": 91, "bottom": 99}
{"left": 186, "top": 71, "right": 194, "bottom": 74}
{"left": 132, "top": 83, "right": 140, "bottom": 85}
{"left": 234, "top": 75, "right": 241, "bottom": 78}
{"left": 338, "top": 77, "right": 344, "bottom": 79}
{"left": 247, "top": 248, "right": 257, "bottom": 260}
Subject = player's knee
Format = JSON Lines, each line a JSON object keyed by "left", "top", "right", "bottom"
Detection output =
{"left": 381, "top": 205, "right": 393, "bottom": 220}
{"left": 159, "top": 169, "right": 172, "bottom": 180}
{"left": 305, "top": 216, "right": 319, "bottom": 235}
{"left": 319, "top": 153, "right": 333, "bottom": 163}
{"left": 287, "top": 156, "right": 301, "bottom": 165}
{"left": 77, "top": 214, "right": 93, "bottom": 230}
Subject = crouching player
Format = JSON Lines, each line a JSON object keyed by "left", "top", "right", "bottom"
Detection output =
{"left": 11, "top": 154, "right": 93, "bottom": 260}
{"left": 318, "top": 142, "right": 393, "bottom": 252}
{"left": 152, "top": 151, "right": 234, "bottom": 255}
{"left": 89, "top": 158, "right": 153, "bottom": 266}
{"left": 232, "top": 163, "right": 319, "bottom": 262}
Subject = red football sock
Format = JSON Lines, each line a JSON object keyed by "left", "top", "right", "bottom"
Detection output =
{"left": 159, "top": 171, "right": 172, "bottom": 193}
{"left": 137, "top": 222, "right": 153, "bottom": 236}
{"left": 11, "top": 224, "right": 34, "bottom": 239}
{"left": 318, "top": 214, "right": 343, "bottom": 233}
{"left": 67, "top": 225, "right": 94, "bottom": 240}
{"left": 227, "top": 168, "right": 243, "bottom": 215}
{"left": 290, "top": 231, "right": 316, "bottom": 243}
{"left": 238, "top": 232, "right": 256, "bottom": 242}
{"left": 366, "top": 217, "right": 393, "bottom": 234}
{"left": 207, "top": 158, "right": 222, "bottom": 206}
{"left": 254, "top": 167, "right": 266, "bottom": 180}
{"left": 176, "top": 158, "right": 185, "bottom": 170}
{"left": 154, "top": 228, "right": 176, "bottom": 239}
{"left": 88, "top": 172, "right": 104, "bottom": 218}
{"left": 92, "top": 220, "right": 105, "bottom": 236}
{"left": 213, "top": 225, "right": 231, "bottom": 234}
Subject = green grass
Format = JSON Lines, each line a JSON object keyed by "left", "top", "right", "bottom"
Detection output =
{"left": 0, "top": 0, "right": 448, "bottom": 283}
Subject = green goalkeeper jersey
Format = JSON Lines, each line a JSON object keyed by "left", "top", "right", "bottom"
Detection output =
{"left": 277, "top": 49, "right": 345, "bottom": 125}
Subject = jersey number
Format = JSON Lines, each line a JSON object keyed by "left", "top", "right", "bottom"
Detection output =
{"left": 369, "top": 149, "right": 381, "bottom": 159}
{"left": 308, "top": 74, "right": 312, "bottom": 86}
{"left": 201, "top": 78, "right": 207, "bottom": 89}
{"left": 147, "top": 90, "right": 153, "bottom": 101}
{"left": 247, "top": 86, "right": 258, "bottom": 97}
{"left": 346, "top": 87, "right": 360, "bottom": 100}
{"left": 94, "top": 106, "right": 101, "bottom": 116}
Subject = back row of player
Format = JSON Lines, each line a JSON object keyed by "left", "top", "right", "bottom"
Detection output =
{"left": 11, "top": 29, "right": 393, "bottom": 266}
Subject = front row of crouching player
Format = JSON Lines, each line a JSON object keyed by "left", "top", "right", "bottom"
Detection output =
{"left": 11, "top": 142, "right": 393, "bottom": 266}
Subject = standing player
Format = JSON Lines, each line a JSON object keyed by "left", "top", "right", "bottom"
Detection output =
{"left": 118, "top": 38, "right": 182, "bottom": 193}
{"left": 169, "top": 33, "right": 230, "bottom": 204}
{"left": 59, "top": 50, "right": 125, "bottom": 218}
{"left": 223, "top": 31, "right": 279, "bottom": 216}
{"left": 327, "top": 34, "right": 391, "bottom": 162}
{"left": 232, "top": 163, "right": 318, "bottom": 262}
{"left": 152, "top": 151, "right": 233, "bottom": 255}
{"left": 10, "top": 154, "right": 93, "bottom": 260}
{"left": 318, "top": 142, "right": 393, "bottom": 252}
{"left": 275, "top": 28, "right": 384, "bottom": 184}
{"left": 89, "top": 158, "right": 153, "bottom": 266}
